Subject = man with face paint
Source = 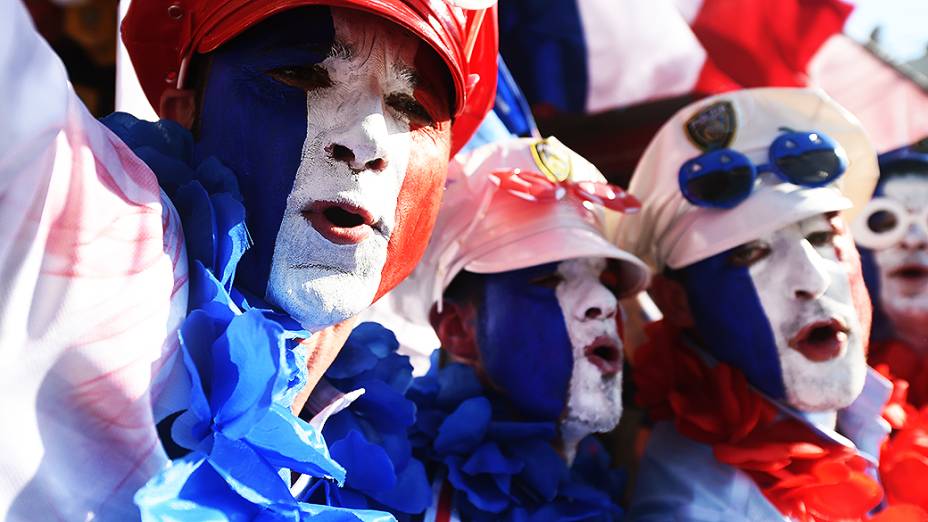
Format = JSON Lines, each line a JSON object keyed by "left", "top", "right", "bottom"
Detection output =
{"left": 613, "top": 88, "right": 907, "bottom": 521}
{"left": 383, "top": 137, "right": 649, "bottom": 520}
{"left": 0, "top": 0, "right": 496, "bottom": 520}
{"left": 854, "top": 144, "right": 928, "bottom": 407}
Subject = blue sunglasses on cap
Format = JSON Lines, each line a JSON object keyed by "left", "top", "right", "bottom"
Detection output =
{"left": 678, "top": 129, "right": 848, "bottom": 209}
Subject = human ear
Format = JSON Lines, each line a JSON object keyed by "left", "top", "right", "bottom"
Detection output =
{"left": 429, "top": 301, "right": 479, "bottom": 365}
{"left": 649, "top": 274, "right": 695, "bottom": 329}
{"left": 159, "top": 87, "right": 197, "bottom": 130}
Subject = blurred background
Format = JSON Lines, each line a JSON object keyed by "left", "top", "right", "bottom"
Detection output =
{"left": 24, "top": 0, "right": 928, "bottom": 186}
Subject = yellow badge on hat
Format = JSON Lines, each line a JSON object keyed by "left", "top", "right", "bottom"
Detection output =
{"left": 530, "top": 137, "right": 573, "bottom": 182}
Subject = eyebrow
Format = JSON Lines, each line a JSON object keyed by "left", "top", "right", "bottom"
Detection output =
{"left": 326, "top": 40, "right": 354, "bottom": 61}
{"left": 392, "top": 63, "right": 421, "bottom": 88}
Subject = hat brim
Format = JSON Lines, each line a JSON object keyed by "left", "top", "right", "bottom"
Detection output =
{"left": 464, "top": 225, "right": 651, "bottom": 297}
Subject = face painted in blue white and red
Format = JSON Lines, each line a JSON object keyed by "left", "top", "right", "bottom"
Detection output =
{"left": 195, "top": 7, "right": 452, "bottom": 331}
{"left": 672, "top": 213, "right": 869, "bottom": 412}
{"left": 476, "top": 258, "right": 624, "bottom": 435}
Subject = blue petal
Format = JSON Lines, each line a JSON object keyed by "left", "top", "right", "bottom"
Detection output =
{"left": 348, "top": 380, "right": 415, "bottom": 433}
{"left": 211, "top": 192, "right": 249, "bottom": 291}
{"left": 367, "top": 458, "right": 431, "bottom": 514}
{"left": 173, "top": 181, "right": 218, "bottom": 271}
{"left": 434, "top": 397, "right": 491, "bottom": 455}
{"left": 102, "top": 113, "right": 194, "bottom": 165}
{"left": 321, "top": 408, "right": 365, "bottom": 443}
{"left": 297, "top": 504, "right": 396, "bottom": 522}
{"left": 245, "top": 404, "right": 347, "bottom": 483}
{"left": 197, "top": 156, "right": 243, "bottom": 202}
{"left": 435, "top": 364, "right": 483, "bottom": 408}
{"left": 325, "top": 340, "right": 381, "bottom": 380}
{"left": 329, "top": 431, "right": 397, "bottom": 492}
{"left": 135, "top": 453, "right": 260, "bottom": 522}
{"left": 343, "top": 323, "right": 398, "bottom": 359}
{"left": 487, "top": 421, "right": 556, "bottom": 442}
{"left": 207, "top": 433, "right": 297, "bottom": 510}
{"left": 377, "top": 432, "right": 412, "bottom": 473}
{"left": 177, "top": 308, "right": 224, "bottom": 427}
{"left": 210, "top": 310, "right": 284, "bottom": 439}
{"left": 461, "top": 442, "right": 523, "bottom": 476}
{"left": 446, "top": 456, "right": 510, "bottom": 513}
{"left": 509, "top": 440, "right": 566, "bottom": 502}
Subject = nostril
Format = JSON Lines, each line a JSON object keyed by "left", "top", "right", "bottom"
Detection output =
{"left": 585, "top": 307, "right": 602, "bottom": 320}
{"left": 365, "top": 158, "right": 387, "bottom": 171}
{"left": 326, "top": 143, "right": 355, "bottom": 164}
{"left": 795, "top": 289, "right": 814, "bottom": 300}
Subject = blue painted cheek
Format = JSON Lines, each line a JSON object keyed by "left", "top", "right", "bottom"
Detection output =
{"left": 671, "top": 251, "right": 786, "bottom": 399}
{"left": 193, "top": 8, "right": 335, "bottom": 298}
{"left": 476, "top": 264, "right": 574, "bottom": 421}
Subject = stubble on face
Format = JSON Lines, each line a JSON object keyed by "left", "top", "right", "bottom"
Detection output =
{"left": 748, "top": 214, "right": 867, "bottom": 412}
{"left": 555, "top": 258, "right": 624, "bottom": 438}
{"left": 266, "top": 8, "right": 450, "bottom": 331}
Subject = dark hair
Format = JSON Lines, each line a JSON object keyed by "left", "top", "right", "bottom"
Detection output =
{"left": 442, "top": 270, "right": 485, "bottom": 306}
{"left": 880, "top": 158, "right": 928, "bottom": 182}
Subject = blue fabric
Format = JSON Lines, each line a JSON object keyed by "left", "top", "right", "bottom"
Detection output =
{"left": 409, "top": 352, "right": 625, "bottom": 521}
{"left": 193, "top": 7, "right": 334, "bottom": 299}
{"left": 668, "top": 249, "right": 785, "bottom": 400}
{"left": 493, "top": 57, "right": 537, "bottom": 138}
{"left": 102, "top": 114, "right": 394, "bottom": 522}
{"left": 313, "top": 323, "right": 432, "bottom": 519}
{"left": 498, "top": 0, "right": 588, "bottom": 113}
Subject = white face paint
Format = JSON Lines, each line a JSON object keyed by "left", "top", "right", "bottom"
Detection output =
{"left": 555, "top": 258, "right": 624, "bottom": 452}
{"left": 873, "top": 176, "right": 928, "bottom": 346}
{"left": 747, "top": 214, "right": 867, "bottom": 412}
{"left": 266, "top": 9, "right": 419, "bottom": 331}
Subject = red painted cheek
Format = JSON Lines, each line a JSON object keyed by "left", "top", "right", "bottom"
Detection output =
{"left": 831, "top": 216, "right": 873, "bottom": 351}
{"left": 373, "top": 128, "right": 451, "bottom": 302}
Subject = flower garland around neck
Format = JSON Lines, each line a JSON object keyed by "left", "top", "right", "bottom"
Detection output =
{"left": 102, "top": 113, "right": 394, "bottom": 522}
{"left": 632, "top": 320, "right": 919, "bottom": 522}
{"left": 302, "top": 322, "right": 432, "bottom": 520}
{"left": 407, "top": 353, "right": 625, "bottom": 522}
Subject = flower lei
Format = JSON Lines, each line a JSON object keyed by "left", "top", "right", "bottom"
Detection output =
{"left": 408, "top": 354, "right": 625, "bottom": 522}
{"left": 871, "top": 339, "right": 928, "bottom": 410}
{"left": 102, "top": 113, "right": 393, "bottom": 522}
{"left": 632, "top": 320, "right": 916, "bottom": 522}
{"left": 306, "top": 322, "right": 432, "bottom": 520}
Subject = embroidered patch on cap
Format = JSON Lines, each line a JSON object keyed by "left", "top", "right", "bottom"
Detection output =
{"left": 685, "top": 101, "right": 736, "bottom": 151}
{"left": 531, "top": 137, "right": 573, "bottom": 182}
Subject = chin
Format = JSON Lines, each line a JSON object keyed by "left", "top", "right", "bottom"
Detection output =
{"left": 266, "top": 228, "right": 386, "bottom": 331}
{"left": 563, "top": 360, "right": 623, "bottom": 435}
{"left": 780, "top": 335, "right": 867, "bottom": 412}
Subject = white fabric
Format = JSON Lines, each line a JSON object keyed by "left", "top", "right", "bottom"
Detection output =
{"left": 614, "top": 87, "right": 878, "bottom": 271}
{"left": 579, "top": 0, "right": 707, "bottom": 113}
{"left": 0, "top": 2, "right": 188, "bottom": 520}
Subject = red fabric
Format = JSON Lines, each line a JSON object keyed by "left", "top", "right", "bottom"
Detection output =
{"left": 633, "top": 321, "right": 890, "bottom": 521}
{"left": 690, "top": 0, "right": 854, "bottom": 94}
{"left": 881, "top": 408, "right": 928, "bottom": 512}
{"left": 120, "top": 0, "right": 497, "bottom": 155}
{"left": 872, "top": 340, "right": 928, "bottom": 410}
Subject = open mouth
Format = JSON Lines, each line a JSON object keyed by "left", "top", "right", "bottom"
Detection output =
{"left": 788, "top": 318, "right": 849, "bottom": 362}
{"left": 583, "top": 336, "right": 622, "bottom": 377}
{"left": 301, "top": 201, "right": 381, "bottom": 245}
{"left": 890, "top": 264, "right": 928, "bottom": 281}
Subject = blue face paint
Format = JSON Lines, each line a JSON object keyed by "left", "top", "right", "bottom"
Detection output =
{"left": 476, "top": 263, "right": 574, "bottom": 421}
{"left": 194, "top": 7, "right": 335, "bottom": 298}
{"left": 668, "top": 249, "right": 785, "bottom": 399}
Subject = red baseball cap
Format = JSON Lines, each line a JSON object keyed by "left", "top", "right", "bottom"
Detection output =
{"left": 120, "top": 0, "right": 497, "bottom": 155}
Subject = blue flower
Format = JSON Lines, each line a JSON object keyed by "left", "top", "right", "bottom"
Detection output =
{"left": 316, "top": 323, "right": 432, "bottom": 518}
{"left": 409, "top": 354, "right": 624, "bottom": 521}
{"left": 105, "top": 115, "right": 395, "bottom": 522}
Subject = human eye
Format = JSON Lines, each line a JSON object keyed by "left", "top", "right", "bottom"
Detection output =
{"left": 385, "top": 92, "right": 436, "bottom": 128}
{"left": 265, "top": 64, "right": 332, "bottom": 91}
{"left": 529, "top": 272, "right": 564, "bottom": 289}
{"left": 805, "top": 229, "right": 837, "bottom": 248}
{"left": 727, "top": 241, "right": 771, "bottom": 268}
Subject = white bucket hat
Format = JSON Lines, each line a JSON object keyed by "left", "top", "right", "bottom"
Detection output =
{"left": 614, "top": 87, "right": 878, "bottom": 271}
{"left": 364, "top": 136, "right": 651, "bottom": 363}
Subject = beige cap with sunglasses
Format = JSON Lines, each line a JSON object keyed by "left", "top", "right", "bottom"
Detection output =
{"left": 614, "top": 87, "right": 878, "bottom": 271}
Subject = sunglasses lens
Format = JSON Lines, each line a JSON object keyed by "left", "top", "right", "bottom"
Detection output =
{"left": 775, "top": 150, "right": 843, "bottom": 185}
{"left": 867, "top": 209, "right": 898, "bottom": 234}
{"left": 684, "top": 166, "right": 754, "bottom": 207}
